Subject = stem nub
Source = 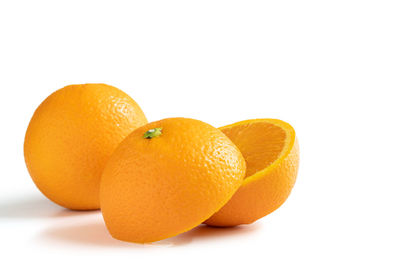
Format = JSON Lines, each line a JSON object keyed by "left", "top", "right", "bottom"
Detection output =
{"left": 143, "top": 127, "right": 163, "bottom": 139}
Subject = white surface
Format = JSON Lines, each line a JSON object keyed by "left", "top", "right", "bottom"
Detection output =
{"left": 1, "top": 0, "right": 399, "bottom": 266}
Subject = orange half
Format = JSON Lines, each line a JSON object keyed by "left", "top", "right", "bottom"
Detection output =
{"left": 204, "top": 119, "right": 299, "bottom": 227}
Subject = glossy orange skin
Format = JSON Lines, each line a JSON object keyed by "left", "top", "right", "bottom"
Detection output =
{"left": 205, "top": 119, "right": 299, "bottom": 226}
{"left": 100, "top": 118, "right": 246, "bottom": 243}
{"left": 24, "top": 84, "right": 147, "bottom": 210}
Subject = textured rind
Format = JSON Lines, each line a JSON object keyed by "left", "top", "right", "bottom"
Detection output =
{"left": 100, "top": 118, "right": 246, "bottom": 243}
{"left": 204, "top": 119, "right": 299, "bottom": 226}
{"left": 24, "top": 84, "right": 147, "bottom": 210}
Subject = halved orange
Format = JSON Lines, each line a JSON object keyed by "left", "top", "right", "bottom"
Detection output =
{"left": 100, "top": 118, "right": 246, "bottom": 243}
{"left": 204, "top": 119, "right": 299, "bottom": 227}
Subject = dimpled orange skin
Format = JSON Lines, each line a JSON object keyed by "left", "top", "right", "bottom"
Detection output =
{"left": 100, "top": 118, "right": 246, "bottom": 243}
{"left": 205, "top": 119, "right": 299, "bottom": 227}
{"left": 24, "top": 84, "right": 147, "bottom": 210}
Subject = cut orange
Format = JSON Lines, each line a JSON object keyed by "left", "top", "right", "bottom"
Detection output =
{"left": 100, "top": 118, "right": 246, "bottom": 243}
{"left": 204, "top": 119, "right": 299, "bottom": 227}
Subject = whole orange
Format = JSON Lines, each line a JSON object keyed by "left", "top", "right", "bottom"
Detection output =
{"left": 24, "top": 84, "right": 147, "bottom": 210}
{"left": 205, "top": 119, "right": 299, "bottom": 226}
{"left": 100, "top": 118, "right": 246, "bottom": 243}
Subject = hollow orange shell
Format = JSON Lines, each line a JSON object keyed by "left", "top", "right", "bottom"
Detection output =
{"left": 205, "top": 119, "right": 299, "bottom": 226}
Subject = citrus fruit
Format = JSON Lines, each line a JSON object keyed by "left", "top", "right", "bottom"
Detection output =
{"left": 100, "top": 117, "right": 246, "bottom": 243}
{"left": 205, "top": 119, "right": 299, "bottom": 226}
{"left": 24, "top": 83, "right": 147, "bottom": 210}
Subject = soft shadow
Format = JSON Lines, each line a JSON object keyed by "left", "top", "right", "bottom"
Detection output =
{"left": 0, "top": 195, "right": 96, "bottom": 219}
{"left": 157, "top": 223, "right": 261, "bottom": 246}
{"left": 39, "top": 221, "right": 143, "bottom": 248}
{"left": 38, "top": 219, "right": 261, "bottom": 248}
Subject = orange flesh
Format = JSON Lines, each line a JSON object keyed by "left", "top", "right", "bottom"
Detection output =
{"left": 221, "top": 122, "right": 287, "bottom": 178}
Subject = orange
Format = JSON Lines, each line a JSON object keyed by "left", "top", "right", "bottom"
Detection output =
{"left": 100, "top": 117, "right": 246, "bottom": 243}
{"left": 205, "top": 119, "right": 299, "bottom": 226}
{"left": 24, "top": 84, "right": 147, "bottom": 210}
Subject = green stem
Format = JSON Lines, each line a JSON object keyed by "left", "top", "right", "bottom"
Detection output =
{"left": 143, "top": 127, "right": 163, "bottom": 139}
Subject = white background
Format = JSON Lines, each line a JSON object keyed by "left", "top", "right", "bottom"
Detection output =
{"left": 1, "top": 0, "right": 399, "bottom": 266}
